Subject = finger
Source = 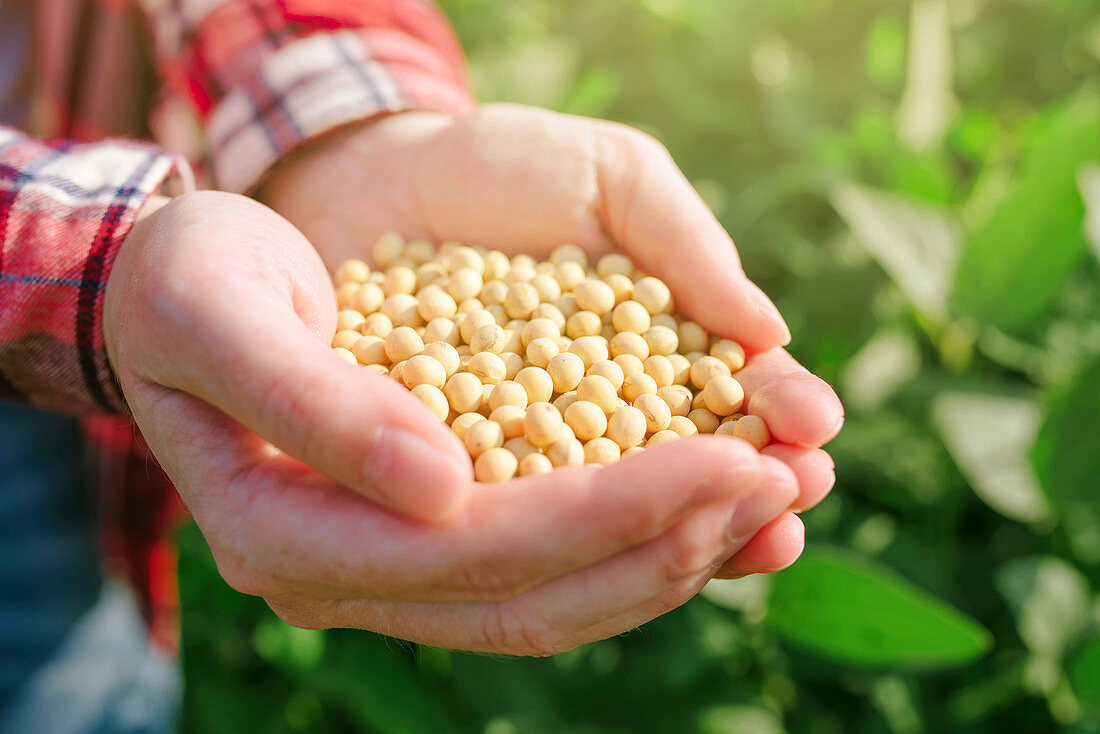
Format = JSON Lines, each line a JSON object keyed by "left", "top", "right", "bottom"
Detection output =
{"left": 712, "top": 512, "right": 805, "bottom": 579}
{"left": 296, "top": 470, "right": 798, "bottom": 653}
{"left": 593, "top": 123, "right": 790, "bottom": 352}
{"left": 761, "top": 444, "right": 836, "bottom": 512}
{"left": 734, "top": 348, "right": 844, "bottom": 447}
{"left": 207, "top": 437, "right": 796, "bottom": 603}
{"left": 137, "top": 216, "right": 472, "bottom": 521}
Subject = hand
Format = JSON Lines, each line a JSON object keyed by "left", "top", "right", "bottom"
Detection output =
{"left": 104, "top": 191, "right": 812, "bottom": 654}
{"left": 262, "top": 104, "right": 845, "bottom": 581}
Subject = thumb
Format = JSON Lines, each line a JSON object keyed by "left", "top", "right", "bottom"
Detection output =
{"left": 594, "top": 125, "right": 790, "bottom": 352}
{"left": 116, "top": 195, "right": 473, "bottom": 522}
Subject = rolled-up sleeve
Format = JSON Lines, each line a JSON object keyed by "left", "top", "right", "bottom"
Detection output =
{"left": 140, "top": 0, "right": 476, "bottom": 192}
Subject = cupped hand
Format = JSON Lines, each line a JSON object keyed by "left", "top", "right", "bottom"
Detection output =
{"left": 104, "top": 191, "right": 813, "bottom": 654}
{"left": 262, "top": 104, "right": 845, "bottom": 580}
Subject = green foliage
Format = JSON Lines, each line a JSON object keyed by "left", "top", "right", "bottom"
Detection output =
{"left": 180, "top": 1, "right": 1100, "bottom": 732}
{"left": 766, "top": 547, "right": 991, "bottom": 668}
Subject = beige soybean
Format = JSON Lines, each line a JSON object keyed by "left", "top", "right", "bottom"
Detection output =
{"left": 732, "top": 414, "right": 771, "bottom": 450}
{"left": 519, "top": 453, "right": 554, "bottom": 476}
{"left": 622, "top": 372, "right": 658, "bottom": 403}
{"left": 467, "top": 352, "right": 507, "bottom": 385}
{"left": 603, "top": 274, "right": 634, "bottom": 305}
{"left": 362, "top": 312, "right": 394, "bottom": 338}
{"left": 332, "top": 329, "right": 362, "bottom": 350}
{"left": 483, "top": 252, "right": 510, "bottom": 282}
{"left": 546, "top": 437, "right": 585, "bottom": 467}
{"left": 564, "top": 400, "right": 609, "bottom": 441}
{"left": 372, "top": 232, "right": 404, "bottom": 267}
{"left": 569, "top": 336, "right": 609, "bottom": 370}
{"left": 524, "top": 402, "right": 564, "bottom": 448}
{"left": 565, "top": 310, "right": 602, "bottom": 339}
{"left": 668, "top": 415, "right": 698, "bottom": 437}
{"left": 643, "top": 326, "right": 678, "bottom": 356}
{"left": 690, "top": 355, "right": 732, "bottom": 389}
{"left": 710, "top": 339, "right": 746, "bottom": 372}
{"left": 574, "top": 279, "right": 616, "bottom": 315}
{"left": 411, "top": 384, "right": 449, "bottom": 421}
{"left": 451, "top": 412, "right": 486, "bottom": 441}
{"left": 609, "top": 331, "right": 649, "bottom": 360}
{"left": 402, "top": 354, "right": 447, "bottom": 389}
{"left": 576, "top": 375, "right": 619, "bottom": 415}
{"left": 584, "top": 437, "right": 621, "bottom": 466}
{"left": 417, "top": 289, "right": 457, "bottom": 321}
{"left": 421, "top": 342, "right": 460, "bottom": 376}
{"left": 475, "top": 447, "right": 518, "bottom": 483}
{"left": 335, "top": 258, "right": 371, "bottom": 285}
{"left": 504, "top": 436, "right": 541, "bottom": 461}
{"left": 633, "top": 393, "right": 672, "bottom": 434}
{"left": 606, "top": 405, "right": 647, "bottom": 450}
{"left": 489, "top": 380, "right": 528, "bottom": 411}
{"left": 587, "top": 359, "right": 625, "bottom": 391}
{"left": 448, "top": 268, "right": 484, "bottom": 302}
{"left": 489, "top": 405, "right": 526, "bottom": 440}
{"left": 611, "top": 301, "right": 651, "bottom": 334}
{"left": 643, "top": 355, "right": 675, "bottom": 388}
{"left": 470, "top": 324, "right": 507, "bottom": 354}
{"left": 504, "top": 282, "right": 540, "bottom": 319}
{"left": 354, "top": 283, "right": 385, "bottom": 314}
{"left": 555, "top": 262, "right": 586, "bottom": 291}
{"left": 384, "top": 265, "right": 417, "bottom": 296}
{"left": 656, "top": 384, "right": 693, "bottom": 417}
{"left": 444, "top": 372, "right": 483, "bottom": 414}
{"left": 384, "top": 326, "right": 424, "bottom": 363}
{"left": 332, "top": 347, "right": 358, "bottom": 366}
{"left": 647, "top": 430, "right": 679, "bottom": 447}
{"left": 515, "top": 366, "right": 554, "bottom": 404}
{"left": 597, "top": 253, "right": 634, "bottom": 278}
{"left": 613, "top": 353, "right": 645, "bottom": 378}
{"left": 702, "top": 375, "right": 745, "bottom": 416}
{"left": 336, "top": 309, "right": 366, "bottom": 332}
{"left": 633, "top": 277, "right": 672, "bottom": 315}
{"left": 547, "top": 352, "right": 585, "bottom": 393}
{"left": 465, "top": 419, "right": 504, "bottom": 458}
{"left": 381, "top": 293, "right": 422, "bottom": 327}
{"left": 526, "top": 337, "right": 560, "bottom": 368}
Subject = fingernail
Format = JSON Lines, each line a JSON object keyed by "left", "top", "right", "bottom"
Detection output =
{"left": 725, "top": 481, "right": 798, "bottom": 544}
{"left": 364, "top": 427, "right": 469, "bottom": 521}
{"left": 749, "top": 283, "right": 791, "bottom": 345}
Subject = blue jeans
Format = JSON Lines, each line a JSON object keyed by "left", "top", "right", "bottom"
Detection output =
{"left": 0, "top": 402, "right": 180, "bottom": 733}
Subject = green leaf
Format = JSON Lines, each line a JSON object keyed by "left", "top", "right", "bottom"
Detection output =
{"left": 951, "top": 93, "right": 1100, "bottom": 331}
{"left": 831, "top": 181, "right": 962, "bottom": 321}
{"left": 1032, "top": 361, "right": 1100, "bottom": 511}
{"left": 931, "top": 390, "right": 1050, "bottom": 523}
{"left": 1078, "top": 164, "right": 1100, "bottom": 265}
{"left": 995, "top": 556, "right": 1090, "bottom": 661}
{"left": 1070, "top": 638, "right": 1100, "bottom": 716}
{"left": 765, "top": 547, "right": 992, "bottom": 668}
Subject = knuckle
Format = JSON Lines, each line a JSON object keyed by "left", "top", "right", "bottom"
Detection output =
{"left": 480, "top": 603, "right": 564, "bottom": 657}
{"left": 455, "top": 558, "right": 527, "bottom": 602}
{"left": 660, "top": 527, "right": 719, "bottom": 585}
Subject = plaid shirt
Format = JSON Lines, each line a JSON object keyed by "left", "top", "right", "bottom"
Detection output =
{"left": 1, "top": 0, "right": 473, "bottom": 650}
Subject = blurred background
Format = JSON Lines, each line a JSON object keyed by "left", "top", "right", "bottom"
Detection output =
{"left": 178, "top": 1, "right": 1100, "bottom": 732}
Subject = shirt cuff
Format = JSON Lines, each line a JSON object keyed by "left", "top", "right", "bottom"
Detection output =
{"left": 0, "top": 128, "right": 191, "bottom": 414}
{"left": 208, "top": 28, "right": 476, "bottom": 193}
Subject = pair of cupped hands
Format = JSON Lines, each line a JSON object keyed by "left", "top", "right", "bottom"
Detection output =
{"left": 105, "top": 104, "right": 842, "bottom": 656}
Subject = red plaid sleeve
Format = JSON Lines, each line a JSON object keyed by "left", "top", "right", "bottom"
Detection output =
{"left": 143, "top": 0, "right": 476, "bottom": 192}
{"left": 0, "top": 126, "right": 185, "bottom": 414}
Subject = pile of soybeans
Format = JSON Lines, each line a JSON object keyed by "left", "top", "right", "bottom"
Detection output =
{"left": 330, "top": 234, "right": 771, "bottom": 483}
